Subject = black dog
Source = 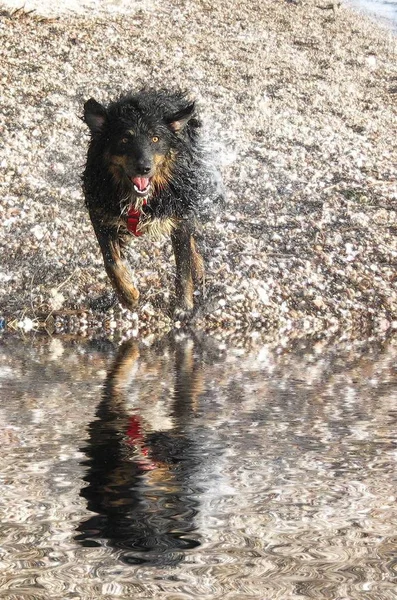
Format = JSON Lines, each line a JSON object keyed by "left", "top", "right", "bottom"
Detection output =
{"left": 82, "top": 89, "right": 219, "bottom": 315}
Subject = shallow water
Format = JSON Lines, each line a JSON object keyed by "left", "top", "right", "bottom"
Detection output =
{"left": 0, "top": 334, "right": 396, "bottom": 599}
{"left": 351, "top": 0, "right": 397, "bottom": 30}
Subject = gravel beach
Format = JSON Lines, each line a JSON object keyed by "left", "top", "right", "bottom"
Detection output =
{"left": 0, "top": 0, "right": 396, "bottom": 344}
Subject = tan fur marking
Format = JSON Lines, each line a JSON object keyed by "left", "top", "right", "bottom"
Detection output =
{"left": 107, "top": 153, "right": 128, "bottom": 184}
{"left": 107, "top": 262, "right": 139, "bottom": 308}
{"left": 190, "top": 237, "right": 205, "bottom": 281}
{"left": 153, "top": 153, "right": 167, "bottom": 167}
{"left": 152, "top": 152, "right": 175, "bottom": 193}
{"left": 104, "top": 237, "right": 139, "bottom": 309}
{"left": 181, "top": 276, "right": 194, "bottom": 310}
{"left": 110, "top": 155, "right": 128, "bottom": 167}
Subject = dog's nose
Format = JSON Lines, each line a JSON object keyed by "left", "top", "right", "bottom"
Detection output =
{"left": 137, "top": 163, "right": 151, "bottom": 175}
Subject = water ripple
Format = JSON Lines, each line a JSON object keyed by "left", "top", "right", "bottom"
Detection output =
{"left": 0, "top": 336, "right": 396, "bottom": 598}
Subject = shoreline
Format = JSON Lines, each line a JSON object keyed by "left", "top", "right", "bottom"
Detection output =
{"left": 0, "top": 0, "right": 396, "bottom": 344}
{"left": 347, "top": 0, "right": 397, "bottom": 34}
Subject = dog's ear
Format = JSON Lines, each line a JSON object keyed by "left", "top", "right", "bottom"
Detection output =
{"left": 83, "top": 99, "right": 107, "bottom": 134}
{"left": 166, "top": 102, "right": 196, "bottom": 132}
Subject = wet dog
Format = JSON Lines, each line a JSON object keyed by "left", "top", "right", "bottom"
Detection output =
{"left": 82, "top": 89, "right": 219, "bottom": 316}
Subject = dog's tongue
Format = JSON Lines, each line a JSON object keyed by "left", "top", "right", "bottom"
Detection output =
{"left": 132, "top": 176, "right": 150, "bottom": 191}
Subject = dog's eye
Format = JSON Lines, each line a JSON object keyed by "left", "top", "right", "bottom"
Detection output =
{"left": 121, "top": 137, "right": 129, "bottom": 144}
{"left": 152, "top": 136, "right": 159, "bottom": 143}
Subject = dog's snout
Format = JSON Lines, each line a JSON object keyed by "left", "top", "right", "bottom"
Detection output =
{"left": 137, "top": 163, "right": 151, "bottom": 175}
{"left": 134, "top": 154, "right": 152, "bottom": 175}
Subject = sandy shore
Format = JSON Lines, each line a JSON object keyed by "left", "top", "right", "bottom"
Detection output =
{"left": 0, "top": 0, "right": 396, "bottom": 344}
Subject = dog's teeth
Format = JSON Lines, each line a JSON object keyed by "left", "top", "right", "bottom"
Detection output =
{"left": 133, "top": 184, "right": 150, "bottom": 195}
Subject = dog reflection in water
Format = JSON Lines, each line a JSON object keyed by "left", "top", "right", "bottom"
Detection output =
{"left": 76, "top": 336, "right": 218, "bottom": 565}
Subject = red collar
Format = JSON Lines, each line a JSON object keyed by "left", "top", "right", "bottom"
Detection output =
{"left": 126, "top": 199, "right": 147, "bottom": 237}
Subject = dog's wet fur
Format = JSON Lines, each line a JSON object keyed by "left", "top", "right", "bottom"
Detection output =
{"left": 82, "top": 89, "right": 219, "bottom": 316}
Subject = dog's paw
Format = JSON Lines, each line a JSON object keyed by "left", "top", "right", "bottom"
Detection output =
{"left": 120, "top": 297, "right": 140, "bottom": 311}
{"left": 118, "top": 287, "right": 140, "bottom": 311}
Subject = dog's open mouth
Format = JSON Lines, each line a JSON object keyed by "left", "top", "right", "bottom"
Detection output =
{"left": 131, "top": 176, "right": 152, "bottom": 197}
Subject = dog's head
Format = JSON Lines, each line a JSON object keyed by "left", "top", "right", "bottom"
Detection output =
{"left": 83, "top": 91, "right": 199, "bottom": 199}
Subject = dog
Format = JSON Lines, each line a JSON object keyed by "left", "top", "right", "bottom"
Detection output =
{"left": 82, "top": 89, "right": 220, "bottom": 316}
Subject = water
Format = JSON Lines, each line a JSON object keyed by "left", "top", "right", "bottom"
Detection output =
{"left": 0, "top": 334, "right": 396, "bottom": 599}
{"left": 349, "top": 0, "right": 397, "bottom": 32}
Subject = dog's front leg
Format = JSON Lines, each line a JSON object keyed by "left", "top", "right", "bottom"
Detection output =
{"left": 171, "top": 222, "right": 204, "bottom": 316}
{"left": 92, "top": 220, "right": 139, "bottom": 311}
